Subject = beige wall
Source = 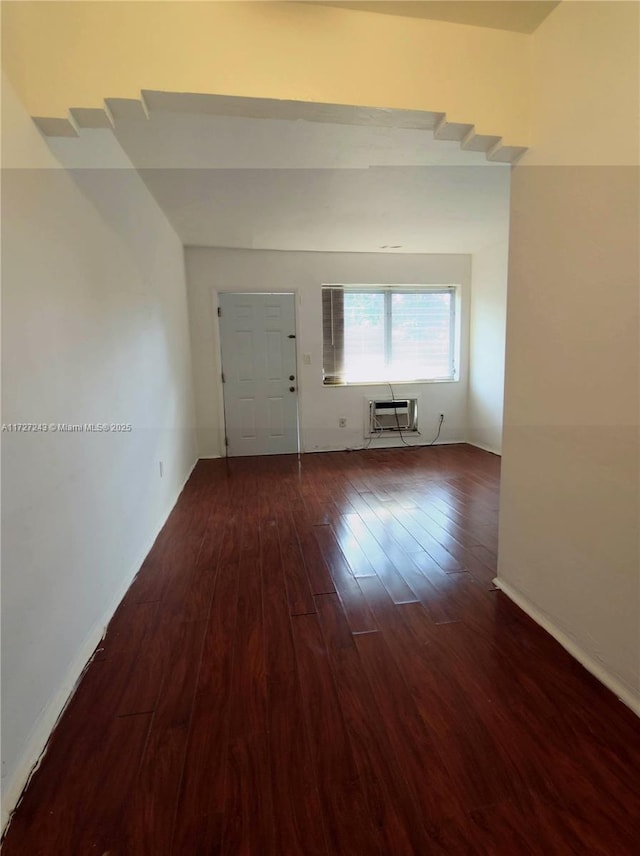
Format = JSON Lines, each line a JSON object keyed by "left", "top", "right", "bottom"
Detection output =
{"left": 1, "top": 1, "right": 530, "bottom": 143}
{"left": 526, "top": 0, "right": 639, "bottom": 167}
{"left": 498, "top": 1, "right": 640, "bottom": 710}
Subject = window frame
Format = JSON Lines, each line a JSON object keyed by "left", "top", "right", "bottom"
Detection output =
{"left": 322, "top": 284, "right": 459, "bottom": 386}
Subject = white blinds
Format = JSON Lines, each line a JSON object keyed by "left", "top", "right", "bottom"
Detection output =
{"left": 321, "top": 287, "right": 345, "bottom": 385}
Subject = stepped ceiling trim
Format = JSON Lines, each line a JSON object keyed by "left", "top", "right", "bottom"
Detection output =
{"left": 33, "top": 90, "right": 528, "bottom": 165}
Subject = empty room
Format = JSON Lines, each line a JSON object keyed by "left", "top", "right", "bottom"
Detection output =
{"left": 1, "top": 1, "right": 639, "bottom": 853}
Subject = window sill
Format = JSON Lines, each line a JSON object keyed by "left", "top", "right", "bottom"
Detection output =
{"left": 324, "top": 378, "right": 458, "bottom": 388}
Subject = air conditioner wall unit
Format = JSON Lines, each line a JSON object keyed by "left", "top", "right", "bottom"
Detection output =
{"left": 368, "top": 398, "right": 418, "bottom": 435}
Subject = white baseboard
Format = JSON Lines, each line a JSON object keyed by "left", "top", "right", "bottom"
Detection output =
{"left": 303, "top": 438, "right": 466, "bottom": 454}
{"left": 493, "top": 577, "right": 640, "bottom": 718}
{"left": 1, "top": 456, "right": 198, "bottom": 834}
{"left": 466, "top": 440, "right": 502, "bottom": 456}
{"left": 1, "top": 575, "right": 133, "bottom": 833}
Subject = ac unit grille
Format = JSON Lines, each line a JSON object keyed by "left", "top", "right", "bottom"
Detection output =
{"left": 369, "top": 399, "right": 418, "bottom": 435}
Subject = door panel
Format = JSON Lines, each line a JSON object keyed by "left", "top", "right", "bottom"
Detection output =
{"left": 238, "top": 398, "right": 256, "bottom": 439}
{"left": 219, "top": 292, "right": 299, "bottom": 457}
{"left": 236, "top": 331, "right": 254, "bottom": 380}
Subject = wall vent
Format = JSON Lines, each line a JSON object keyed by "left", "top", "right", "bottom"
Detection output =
{"left": 368, "top": 399, "right": 418, "bottom": 435}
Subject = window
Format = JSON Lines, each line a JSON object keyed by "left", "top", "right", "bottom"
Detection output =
{"left": 322, "top": 285, "right": 457, "bottom": 385}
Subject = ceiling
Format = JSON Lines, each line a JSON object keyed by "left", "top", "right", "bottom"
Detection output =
{"left": 49, "top": 108, "right": 511, "bottom": 254}
{"left": 312, "top": 1, "right": 560, "bottom": 34}
{"left": 136, "top": 164, "right": 510, "bottom": 254}
{"left": 113, "top": 111, "right": 491, "bottom": 170}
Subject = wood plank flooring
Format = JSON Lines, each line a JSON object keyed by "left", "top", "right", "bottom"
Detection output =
{"left": 4, "top": 444, "right": 640, "bottom": 854}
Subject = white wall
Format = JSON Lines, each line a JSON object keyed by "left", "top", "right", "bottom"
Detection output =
{"left": 468, "top": 239, "right": 509, "bottom": 454}
{"left": 185, "top": 248, "right": 471, "bottom": 457}
{"left": 498, "top": 1, "right": 640, "bottom": 712}
{"left": 1, "top": 76, "right": 197, "bottom": 825}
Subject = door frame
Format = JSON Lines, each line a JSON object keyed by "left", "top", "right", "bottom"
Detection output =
{"left": 212, "top": 288, "right": 303, "bottom": 458}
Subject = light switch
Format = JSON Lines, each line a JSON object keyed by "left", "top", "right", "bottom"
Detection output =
{"left": 303, "top": 353, "right": 312, "bottom": 365}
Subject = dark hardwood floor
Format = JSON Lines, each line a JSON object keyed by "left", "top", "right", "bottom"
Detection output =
{"left": 3, "top": 444, "right": 640, "bottom": 854}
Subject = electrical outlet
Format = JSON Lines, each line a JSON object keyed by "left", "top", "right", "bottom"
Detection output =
{"left": 338, "top": 417, "right": 347, "bottom": 428}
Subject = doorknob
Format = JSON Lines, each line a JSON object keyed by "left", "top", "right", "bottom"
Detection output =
{"left": 289, "top": 386, "right": 296, "bottom": 392}
{"left": 289, "top": 375, "right": 295, "bottom": 381}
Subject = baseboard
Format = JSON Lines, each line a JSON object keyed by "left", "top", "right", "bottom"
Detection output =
{"left": 493, "top": 577, "right": 640, "bottom": 718}
{"left": 466, "top": 440, "right": 502, "bottom": 456}
{"left": 1, "top": 574, "right": 135, "bottom": 833}
{"left": 1, "top": 456, "right": 198, "bottom": 834}
{"left": 303, "top": 438, "right": 466, "bottom": 454}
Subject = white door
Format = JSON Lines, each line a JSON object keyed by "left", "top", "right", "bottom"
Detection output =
{"left": 219, "top": 292, "right": 299, "bottom": 457}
